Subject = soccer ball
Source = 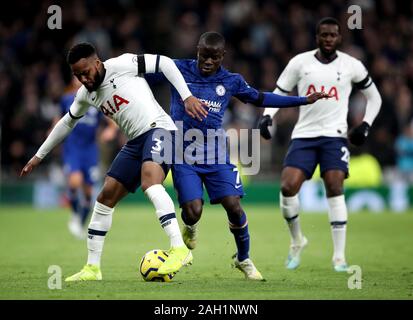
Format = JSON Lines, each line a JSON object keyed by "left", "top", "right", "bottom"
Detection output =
{"left": 139, "top": 249, "right": 175, "bottom": 282}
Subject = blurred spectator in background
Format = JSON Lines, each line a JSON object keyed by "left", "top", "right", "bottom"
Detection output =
{"left": 395, "top": 121, "right": 413, "bottom": 183}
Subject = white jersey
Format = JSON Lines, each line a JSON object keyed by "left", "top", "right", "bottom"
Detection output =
{"left": 69, "top": 54, "right": 182, "bottom": 140}
{"left": 276, "top": 49, "right": 369, "bottom": 139}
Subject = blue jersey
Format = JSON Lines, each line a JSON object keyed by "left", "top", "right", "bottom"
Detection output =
{"left": 170, "top": 59, "right": 259, "bottom": 132}
{"left": 60, "top": 93, "right": 102, "bottom": 150}
{"left": 146, "top": 59, "right": 262, "bottom": 163}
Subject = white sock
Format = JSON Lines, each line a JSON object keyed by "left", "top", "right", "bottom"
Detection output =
{"left": 327, "top": 195, "right": 348, "bottom": 262}
{"left": 87, "top": 201, "right": 114, "bottom": 267}
{"left": 280, "top": 192, "right": 303, "bottom": 245}
{"left": 144, "top": 184, "right": 184, "bottom": 248}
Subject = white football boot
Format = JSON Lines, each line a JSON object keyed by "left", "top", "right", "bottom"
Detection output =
{"left": 285, "top": 236, "right": 308, "bottom": 270}
{"left": 333, "top": 258, "right": 349, "bottom": 272}
{"left": 233, "top": 255, "right": 264, "bottom": 281}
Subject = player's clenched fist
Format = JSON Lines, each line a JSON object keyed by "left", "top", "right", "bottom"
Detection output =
{"left": 20, "top": 156, "right": 42, "bottom": 177}
{"left": 306, "top": 91, "right": 331, "bottom": 104}
{"left": 184, "top": 96, "right": 208, "bottom": 121}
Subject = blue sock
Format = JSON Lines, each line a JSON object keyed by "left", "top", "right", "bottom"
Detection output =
{"left": 68, "top": 188, "right": 79, "bottom": 214}
{"left": 228, "top": 211, "right": 250, "bottom": 262}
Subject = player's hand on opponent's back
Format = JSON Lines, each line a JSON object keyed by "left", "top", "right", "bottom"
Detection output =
{"left": 184, "top": 96, "right": 208, "bottom": 121}
{"left": 306, "top": 91, "right": 331, "bottom": 104}
{"left": 20, "top": 156, "right": 42, "bottom": 177}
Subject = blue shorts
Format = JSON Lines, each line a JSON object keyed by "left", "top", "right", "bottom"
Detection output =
{"left": 172, "top": 162, "right": 245, "bottom": 206}
{"left": 107, "top": 128, "right": 172, "bottom": 193}
{"left": 283, "top": 137, "right": 350, "bottom": 179}
{"left": 63, "top": 145, "right": 99, "bottom": 185}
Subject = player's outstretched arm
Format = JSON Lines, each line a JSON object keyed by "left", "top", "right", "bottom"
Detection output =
{"left": 259, "top": 91, "right": 330, "bottom": 108}
{"left": 20, "top": 112, "right": 80, "bottom": 177}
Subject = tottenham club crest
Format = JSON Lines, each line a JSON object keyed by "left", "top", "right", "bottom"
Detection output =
{"left": 216, "top": 85, "right": 226, "bottom": 96}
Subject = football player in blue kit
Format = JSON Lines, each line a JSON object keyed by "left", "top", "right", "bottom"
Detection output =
{"left": 146, "top": 31, "right": 330, "bottom": 280}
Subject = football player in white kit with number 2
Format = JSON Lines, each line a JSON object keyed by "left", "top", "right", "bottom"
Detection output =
{"left": 259, "top": 18, "right": 382, "bottom": 271}
{"left": 21, "top": 43, "right": 208, "bottom": 281}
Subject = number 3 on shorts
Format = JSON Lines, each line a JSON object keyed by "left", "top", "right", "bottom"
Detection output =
{"left": 341, "top": 146, "right": 350, "bottom": 163}
{"left": 151, "top": 138, "right": 163, "bottom": 154}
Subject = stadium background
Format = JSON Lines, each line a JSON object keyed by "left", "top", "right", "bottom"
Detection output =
{"left": 1, "top": 0, "right": 412, "bottom": 210}
{"left": 0, "top": 0, "right": 412, "bottom": 301}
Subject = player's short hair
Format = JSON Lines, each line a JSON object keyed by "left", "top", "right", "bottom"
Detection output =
{"left": 66, "top": 42, "right": 97, "bottom": 64}
{"left": 316, "top": 17, "right": 341, "bottom": 34}
{"left": 198, "top": 31, "right": 225, "bottom": 48}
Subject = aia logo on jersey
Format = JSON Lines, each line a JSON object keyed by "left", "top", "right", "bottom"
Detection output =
{"left": 306, "top": 84, "right": 339, "bottom": 101}
{"left": 100, "top": 95, "right": 129, "bottom": 116}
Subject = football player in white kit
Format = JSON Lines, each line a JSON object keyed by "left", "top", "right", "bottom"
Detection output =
{"left": 20, "top": 43, "right": 208, "bottom": 281}
{"left": 259, "top": 18, "right": 382, "bottom": 271}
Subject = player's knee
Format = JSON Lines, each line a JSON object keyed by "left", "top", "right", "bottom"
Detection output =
{"left": 140, "top": 181, "right": 153, "bottom": 192}
{"left": 141, "top": 161, "right": 165, "bottom": 192}
{"left": 226, "top": 203, "right": 243, "bottom": 218}
{"left": 68, "top": 172, "right": 83, "bottom": 188}
{"left": 325, "top": 183, "right": 343, "bottom": 197}
{"left": 281, "top": 180, "right": 300, "bottom": 197}
{"left": 97, "top": 189, "right": 116, "bottom": 208}
{"left": 140, "top": 176, "right": 155, "bottom": 192}
{"left": 182, "top": 201, "right": 203, "bottom": 225}
{"left": 221, "top": 197, "right": 243, "bottom": 217}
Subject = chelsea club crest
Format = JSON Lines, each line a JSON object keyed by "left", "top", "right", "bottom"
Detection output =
{"left": 216, "top": 85, "right": 226, "bottom": 96}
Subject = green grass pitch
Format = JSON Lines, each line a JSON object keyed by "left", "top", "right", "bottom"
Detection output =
{"left": 0, "top": 204, "right": 412, "bottom": 300}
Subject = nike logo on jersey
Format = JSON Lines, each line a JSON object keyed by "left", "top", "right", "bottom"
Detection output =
{"left": 110, "top": 79, "right": 117, "bottom": 89}
{"left": 235, "top": 184, "right": 242, "bottom": 189}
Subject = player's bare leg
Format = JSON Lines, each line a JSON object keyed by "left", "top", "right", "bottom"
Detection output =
{"left": 323, "top": 170, "right": 349, "bottom": 272}
{"left": 67, "top": 171, "right": 86, "bottom": 239}
{"left": 141, "top": 161, "right": 193, "bottom": 274}
{"left": 221, "top": 196, "right": 263, "bottom": 280}
{"left": 65, "top": 176, "right": 128, "bottom": 281}
{"left": 181, "top": 199, "right": 203, "bottom": 249}
{"left": 280, "top": 167, "right": 308, "bottom": 270}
